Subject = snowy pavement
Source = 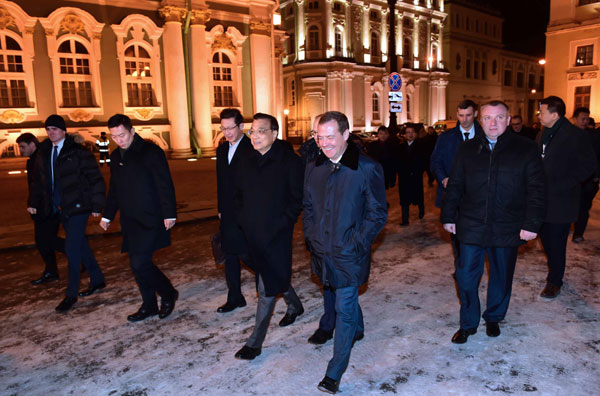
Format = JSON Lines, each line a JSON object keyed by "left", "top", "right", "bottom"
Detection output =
{"left": 0, "top": 189, "right": 598, "bottom": 396}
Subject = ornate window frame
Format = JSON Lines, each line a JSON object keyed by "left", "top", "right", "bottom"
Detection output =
{"left": 0, "top": 1, "right": 37, "bottom": 124}
{"left": 112, "top": 14, "right": 164, "bottom": 122}
{"left": 206, "top": 25, "right": 246, "bottom": 117}
{"left": 40, "top": 8, "right": 104, "bottom": 122}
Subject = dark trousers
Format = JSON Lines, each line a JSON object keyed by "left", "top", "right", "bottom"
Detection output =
{"left": 539, "top": 222, "right": 570, "bottom": 287}
{"left": 99, "top": 152, "right": 109, "bottom": 165}
{"left": 456, "top": 244, "right": 518, "bottom": 330}
{"left": 246, "top": 274, "right": 303, "bottom": 349}
{"left": 318, "top": 286, "right": 365, "bottom": 336}
{"left": 325, "top": 286, "right": 364, "bottom": 382}
{"left": 129, "top": 251, "right": 176, "bottom": 310}
{"left": 224, "top": 253, "right": 249, "bottom": 305}
{"left": 33, "top": 213, "right": 64, "bottom": 275}
{"left": 401, "top": 204, "right": 424, "bottom": 224}
{"left": 63, "top": 213, "right": 105, "bottom": 298}
{"left": 573, "top": 180, "right": 599, "bottom": 237}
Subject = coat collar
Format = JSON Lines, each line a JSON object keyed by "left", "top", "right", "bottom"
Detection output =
{"left": 315, "top": 139, "right": 359, "bottom": 170}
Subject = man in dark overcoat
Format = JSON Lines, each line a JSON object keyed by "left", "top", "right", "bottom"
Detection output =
{"left": 536, "top": 96, "right": 596, "bottom": 298}
{"left": 232, "top": 113, "right": 304, "bottom": 360}
{"left": 216, "top": 108, "right": 255, "bottom": 313}
{"left": 34, "top": 115, "right": 106, "bottom": 313}
{"left": 17, "top": 133, "right": 65, "bottom": 285}
{"left": 367, "top": 125, "right": 399, "bottom": 190}
{"left": 304, "top": 111, "right": 387, "bottom": 394}
{"left": 442, "top": 101, "right": 546, "bottom": 343}
{"left": 397, "top": 126, "right": 426, "bottom": 225}
{"left": 100, "top": 114, "right": 178, "bottom": 322}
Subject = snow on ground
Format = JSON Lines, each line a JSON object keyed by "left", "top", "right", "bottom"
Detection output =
{"left": 0, "top": 190, "right": 598, "bottom": 396}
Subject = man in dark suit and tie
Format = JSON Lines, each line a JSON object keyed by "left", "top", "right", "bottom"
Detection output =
{"left": 34, "top": 115, "right": 107, "bottom": 313}
{"left": 100, "top": 114, "right": 178, "bottom": 322}
{"left": 215, "top": 108, "right": 255, "bottom": 313}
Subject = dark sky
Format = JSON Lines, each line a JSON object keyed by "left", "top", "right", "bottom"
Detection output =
{"left": 486, "top": 0, "right": 550, "bottom": 57}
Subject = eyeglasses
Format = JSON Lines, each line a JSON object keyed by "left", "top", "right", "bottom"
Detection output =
{"left": 248, "top": 128, "right": 272, "bottom": 136}
{"left": 220, "top": 125, "right": 239, "bottom": 132}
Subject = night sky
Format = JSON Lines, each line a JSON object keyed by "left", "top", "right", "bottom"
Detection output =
{"left": 485, "top": 0, "right": 550, "bottom": 58}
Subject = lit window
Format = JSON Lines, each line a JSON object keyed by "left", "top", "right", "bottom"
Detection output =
{"left": 575, "top": 45, "right": 593, "bottom": 66}
{"left": 308, "top": 26, "right": 320, "bottom": 50}
{"left": 58, "top": 39, "right": 94, "bottom": 107}
{"left": 212, "top": 52, "right": 234, "bottom": 107}
{"left": 0, "top": 34, "right": 28, "bottom": 108}
{"left": 335, "top": 29, "right": 343, "bottom": 56}
{"left": 372, "top": 93, "right": 380, "bottom": 121}
{"left": 371, "top": 33, "right": 380, "bottom": 58}
{"left": 574, "top": 86, "right": 591, "bottom": 108}
{"left": 124, "top": 44, "right": 155, "bottom": 107}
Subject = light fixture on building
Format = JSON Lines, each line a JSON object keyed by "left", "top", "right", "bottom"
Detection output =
{"left": 283, "top": 109, "right": 289, "bottom": 115}
{"left": 531, "top": 89, "right": 537, "bottom": 94}
{"left": 538, "top": 59, "right": 546, "bottom": 65}
{"left": 273, "top": 13, "right": 281, "bottom": 26}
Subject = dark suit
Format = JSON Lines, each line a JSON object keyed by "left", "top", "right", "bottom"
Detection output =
{"left": 537, "top": 118, "right": 596, "bottom": 287}
{"left": 397, "top": 140, "right": 426, "bottom": 223}
{"left": 103, "top": 134, "right": 177, "bottom": 310}
{"left": 26, "top": 147, "right": 64, "bottom": 276}
{"left": 216, "top": 135, "right": 255, "bottom": 305}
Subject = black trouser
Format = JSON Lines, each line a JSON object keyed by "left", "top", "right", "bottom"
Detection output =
{"left": 224, "top": 253, "right": 250, "bottom": 305}
{"left": 573, "top": 180, "right": 599, "bottom": 237}
{"left": 33, "top": 213, "right": 64, "bottom": 275}
{"left": 129, "top": 251, "right": 176, "bottom": 310}
{"left": 539, "top": 222, "right": 570, "bottom": 287}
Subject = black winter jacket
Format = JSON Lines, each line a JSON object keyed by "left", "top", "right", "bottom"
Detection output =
{"left": 441, "top": 131, "right": 546, "bottom": 247}
{"left": 33, "top": 135, "right": 105, "bottom": 217}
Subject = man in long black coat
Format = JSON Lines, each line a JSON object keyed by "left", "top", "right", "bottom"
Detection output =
{"left": 33, "top": 115, "right": 106, "bottom": 313}
{"left": 397, "top": 126, "right": 426, "bottom": 225}
{"left": 100, "top": 114, "right": 178, "bottom": 322}
{"left": 442, "top": 101, "right": 546, "bottom": 343}
{"left": 232, "top": 113, "right": 304, "bottom": 361}
{"left": 17, "top": 133, "right": 65, "bottom": 285}
{"left": 216, "top": 108, "right": 255, "bottom": 313}
{"left": 536, "top": 97, "right": 596, "bottom": 298}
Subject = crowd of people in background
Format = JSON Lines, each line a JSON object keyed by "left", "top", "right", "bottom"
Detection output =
{"left": 16, "top": 95, "right": 600, "bottom": 394}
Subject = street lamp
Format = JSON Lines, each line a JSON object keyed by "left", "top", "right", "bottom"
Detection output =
{"left": 538, "top": 59, "right": 546, "bottom": 65}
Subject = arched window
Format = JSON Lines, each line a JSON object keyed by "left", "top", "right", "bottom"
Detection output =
{"left": 372, "top": 92, "right": 380, "bottom": 121}
{"left": 335, "top": 28, "right": 343, "bottom": 56}
{"left": 371, "top": 32, "right": 380, "bottom": 58}
{"left": 0, "top": 33, "right": 27, "bottom": 108}
{"left": 212, "top": 52, "right": 233, "bottom": 107}
{"left": 57, "top": 39, "right": 94, "bottom": 107}
{"left": 308, "top": 25, "right": 320, "bottom": 50}
{"left": 124, "top": 44, "right": 155, "bottom": 107}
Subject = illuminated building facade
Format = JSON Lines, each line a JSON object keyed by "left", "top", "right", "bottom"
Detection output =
{"left": 545, "top": 0, "right": 600, "bottom": 121}
{"left": 279, "top": 0, "right": 448, "bottom": 140}
{"left": 0, "top": 0, "right": 285, "bottom": 158}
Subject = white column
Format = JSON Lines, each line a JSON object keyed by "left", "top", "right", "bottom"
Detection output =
{"left": 327, "top": 72, "right": 341, "bottom": 110}
{"left": 249, "top": 20, "right": 274, "bottom": 114}
{"left": 342, "top": 71, "right": 354, "bottom": 129}
{"left": 189, "top": 9, "right": 214, "bottom": 157}
{"left": 160, "top": 6, "right": 192, "bottom": 158}
{"left": 296, "top": 0, "right": 305, "bottom": 61}
{"left": 325, "top": 0, "right": 333, "bottom": 57}
{"left": 364, "top": 76, "right": 373, "bottom": 130}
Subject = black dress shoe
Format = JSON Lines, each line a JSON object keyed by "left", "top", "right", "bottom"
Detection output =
{"left": 78, "top": 282, "right": 106, "bottom": 297}
{"left": 158, "top": 289, "right": 179, "bottom": 319}
{"left": 234, "top": 345, "right": 261, "bottom": 360}
{"left": 127, "top": 307, "right": 159, "bottom": 322}
{"left": 352, "top": 332, "right": 365, "bottom": 347}
{"left": 217, "top": 300, "right": 247, "bottom": 313}
{"left": 486, "top": 322, "right": 500, "bottom": 337}
{"left": 32, "top": 272, "right": 59, "bottom": 285}
{"left": 279, "top": 308, "right": 304, "bottom": 327}
{"left": 317, "top": 376, "right": 340, "bottom": 394}
{"left": 451, "top": 328, "right": 477, "bottom": 344}
{"left": 55, "top": 296, "right": 77, "bottom": 313}
{"left": 308, "top": 328, "right": 334, "bottom": 345}
{"left": 540, "top": 283, "right": 561, "bottom": 299}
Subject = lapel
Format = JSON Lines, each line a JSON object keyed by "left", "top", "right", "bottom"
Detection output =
{"left": 228, "top": 135, "right": 250, "bottom": 167}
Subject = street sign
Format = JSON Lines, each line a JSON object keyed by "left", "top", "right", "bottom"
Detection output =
{"left": 389, "top": 72, "right": 402, "bottom": 91}
{"left": 390, "top": 103, "right": 402, "bottom": 113}
{"left": 388, "top": 91, "right": 403, "bottom": 102}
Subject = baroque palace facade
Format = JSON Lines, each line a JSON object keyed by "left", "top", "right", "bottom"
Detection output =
{"left": 0, "top": 0, "right": 285, "bottom": 157}
{"left": 545, "top": 0, "right": 600, "bottom": 121}
{"left": 280, "top": 0, "right": 449, "bottom": 140}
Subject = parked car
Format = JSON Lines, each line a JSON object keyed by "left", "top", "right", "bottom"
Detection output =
{"left": 432, "top": 120, "right": 457, "bottom": 133}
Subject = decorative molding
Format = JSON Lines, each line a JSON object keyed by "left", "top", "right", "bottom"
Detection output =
{"left": 190, "top": 9, "right": 211, "bottom": 26}
{"left": 68, "top": 109, "right": 94, "bottom": 122}
{"left": 159, "top": 6, "right": 187, "bottom": 23}
{"left": 60, "top": 13, "right": 86, "bottom": 35}
{"left": 133, "top": 108, "right": 155, "bottom": 121}
{"left": 568, "top": 71, "right": 597, "bottom": 80}
{"left": 249, "top": 20, "right": 271, "bottom": 36}
{"left": 0, "top": 109, "right": 25, "bottom": 124}
{"left": 0, "top": 7, "right": 17, "bottom": 30}
{"left": 211, "top": 33, "right": 236, "bottom": 51}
